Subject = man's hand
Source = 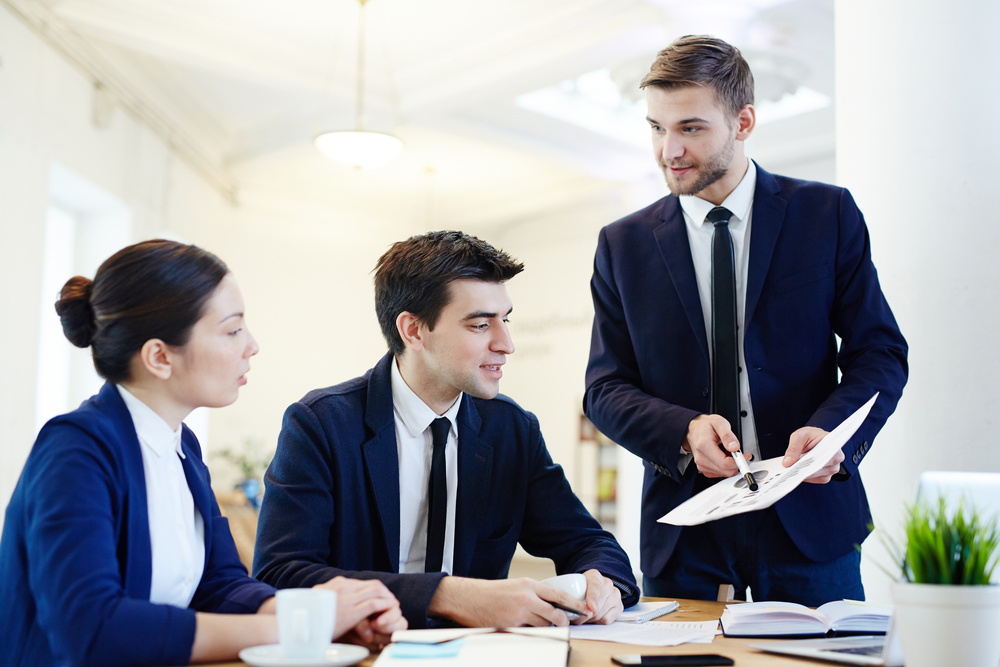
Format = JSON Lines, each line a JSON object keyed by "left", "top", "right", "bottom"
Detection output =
{"left": 782, "top": 426, "right": 841, "bottom": 483}
{"left": 428, "top": 576, "right": 590, "bottom": 628}
{"left": 571, "top": 570, "right": 623, "bottom": 625}
{"left": 314, "top": 576, "right": 406, "bottom": 644}
{"left": 683, "top": 414, "right": 751, "bottom": 478}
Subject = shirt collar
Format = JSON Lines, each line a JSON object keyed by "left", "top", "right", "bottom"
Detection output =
{"left": 679, "top": 157, "right": 757, "bottom": 228}
{"left": 390, "top": 356, "right": 462, "bottom": 439}
{"left": 116, "top": 385, "right": 185, "bottom": 459}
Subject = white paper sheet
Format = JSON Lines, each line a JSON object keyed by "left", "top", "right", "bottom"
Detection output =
{"left": 659, "top": 393, "right": 878, "bottom": 526}
{"left": 569, "top": 620, "right": 718, "bottom": 646}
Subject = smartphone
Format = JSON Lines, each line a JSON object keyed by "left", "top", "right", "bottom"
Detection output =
{"left": 611, "top": 655, "right": 734, "bottom": 666}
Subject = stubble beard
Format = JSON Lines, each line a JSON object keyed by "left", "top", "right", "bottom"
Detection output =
{"left": 661, "top": 134, "right": 736, "bottom": 197}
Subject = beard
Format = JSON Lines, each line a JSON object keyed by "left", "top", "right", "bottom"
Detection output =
{"left": 661, "top": 135, "right": 736, "bottom": 197}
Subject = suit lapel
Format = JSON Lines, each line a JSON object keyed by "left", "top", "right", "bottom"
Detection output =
{"left": 98, "top": 383, "right": 154, "bottom": 599}
{"left": 745, "top": 164, "right": 787, "bottom": 328}
{"left": 654, "top": 197, "right": 709, "bottom": 358}
{"left": 362, "top": 353, "right": 402, "bottom": 573}
{"left": 451, "top": 395, "right": 492, "bottom": 577}
{"left": 178, "top": 430, "right": 212, "bottom": 569}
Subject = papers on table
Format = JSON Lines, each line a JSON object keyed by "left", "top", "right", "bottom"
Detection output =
{"left": 660, "top": 394, "right": 878, "bottom": 526}
{"left": 377, "top": 628, "right": 568, "bottom": 666}
{"left": 569, "top": 620, "right": 718, "bottom": 646}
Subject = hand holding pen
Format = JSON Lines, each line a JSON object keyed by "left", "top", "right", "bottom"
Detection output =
{"left": 683, "top": 413, "right": 757, "bottom": 490}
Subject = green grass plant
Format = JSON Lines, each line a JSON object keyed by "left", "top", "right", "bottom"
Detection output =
{"left": 878, "top": 498, "right": 1000, "bottom": 585}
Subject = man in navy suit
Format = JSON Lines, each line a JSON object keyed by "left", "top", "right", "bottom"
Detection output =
{"left": 584, "top": 36, "right": 908, "bottom": 605}
{"left": 255, "top": 231, "right": 638, "bottom": 629}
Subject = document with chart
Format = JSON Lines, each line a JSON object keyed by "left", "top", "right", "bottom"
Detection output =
{"left": 659, "top": 394, "right": 878, "bottom": 526}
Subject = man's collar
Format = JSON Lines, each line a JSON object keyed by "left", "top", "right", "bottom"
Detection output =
{"left": 679, "top": 158, "right": 757, "bottom": 227}
{"left": 390, "top": 357, "right": 461, "bottom": 439}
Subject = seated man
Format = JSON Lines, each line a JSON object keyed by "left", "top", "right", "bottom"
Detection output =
{"left": 254, "top": 231, "right": 638, "bottom": 628}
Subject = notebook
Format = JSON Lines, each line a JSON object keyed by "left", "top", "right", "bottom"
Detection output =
{"left": 720, "top": 600, "right": 892, "bottom": 638}
{"left": 749, "top": 616, "right": 904, "bottom": 666}
{"left": 618, "top": 601, "right": 680, "bottom": 623}
{"left": 375, "top": 627, "right": 569, "bottom": 667}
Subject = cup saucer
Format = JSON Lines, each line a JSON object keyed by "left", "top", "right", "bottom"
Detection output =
{"left": 238, "top": 643, "right": 369, "bottom": 667}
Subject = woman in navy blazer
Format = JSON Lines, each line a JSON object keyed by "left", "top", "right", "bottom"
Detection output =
{"left": 0, "top": 240, "right": 405, "bottom": 667}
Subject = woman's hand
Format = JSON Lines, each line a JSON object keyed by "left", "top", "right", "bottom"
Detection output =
{"left": 313, "top": 576, "right": 407, "bottom": 645}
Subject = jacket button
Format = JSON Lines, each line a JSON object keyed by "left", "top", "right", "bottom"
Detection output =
{"left": 702, "top": 387, "right": 710, "bottom": 397}
{"left": 740, "top": 410, "right": 747, "bottom": 417}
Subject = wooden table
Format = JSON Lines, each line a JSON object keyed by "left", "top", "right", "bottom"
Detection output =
{"left": 201, "top": 599, "right": 818, "bottom": 667}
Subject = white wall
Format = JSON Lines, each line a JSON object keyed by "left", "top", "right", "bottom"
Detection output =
{"left": 0, "top": 6, "right": 407, "bottom": 506}
{"left": 0, "top": 7, "right": 222, "bottom": 511}
{"left": 836, "top": 0, "right": 1000, "bottom": 605}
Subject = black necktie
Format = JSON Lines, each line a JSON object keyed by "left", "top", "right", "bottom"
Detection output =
{"left": 708, "top": 206, "right": 742, "bottom": 445}
{"left": 425, "top": 417, "right": 450, "bottom": 573}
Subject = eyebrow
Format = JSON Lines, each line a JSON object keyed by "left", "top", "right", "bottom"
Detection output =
{"left": 219, "top": 312, "right": 244, "bottom": 324}
{"left": 462, "top": 307, "right": 513, "bottom": 321}
{"left": 646, "top": 116, "right": 712, "bottom": 126}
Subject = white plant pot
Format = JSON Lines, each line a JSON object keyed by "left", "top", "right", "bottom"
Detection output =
{"left": 891, "top": 582, "right": 1000, "bottom": 667}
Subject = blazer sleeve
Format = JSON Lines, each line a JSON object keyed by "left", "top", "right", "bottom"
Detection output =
{"left": 515, "top": 412, "right": 640, "bottom": 607}
{"left": 189, "top": 487, "right": 276, "bottom": 614}
{"left": 253, "top": 401, "right": 445, "bottom": 627}
{"left": 806, "top": 189, "right": 908, "bottom": 474}
{"left": 24, "top": 423, "right": 196, "bottom": 667}
{"left": 584, "top": 226, "right": 701, "bottom": 480}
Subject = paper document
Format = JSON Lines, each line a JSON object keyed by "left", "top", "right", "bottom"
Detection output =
{"left": 377, "top": 627, "right": 569, "bottom": 666}
{"left": 569, "top": 620, "right": 718, "bottom": 646}
{"left": 660, "top": 394, "right": 877, "bottom": 526}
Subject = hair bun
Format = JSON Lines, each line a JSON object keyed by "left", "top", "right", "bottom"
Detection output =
{"left": 55, "top": 276, "right": 97, "bottom": 348}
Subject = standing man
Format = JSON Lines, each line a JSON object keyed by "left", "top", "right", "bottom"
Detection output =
{"left": 255, "top": 231, "right": 638, "bottom": 629}
{"left": 584, "top": 36, "right": 907, "bottom": 605}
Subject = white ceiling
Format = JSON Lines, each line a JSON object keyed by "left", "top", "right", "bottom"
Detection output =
{"left": 11, "top": 0, "right": 835, "bottom": 228}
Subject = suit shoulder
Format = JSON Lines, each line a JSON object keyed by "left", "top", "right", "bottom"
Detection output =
{"left": 470, "top": 393, "right": 538, "bottom": 429}
{"left": 771, "top": 172, "right": 848, "bottom": 202}
{"left": 295, "top": 372, "right": 370, "bottom": 412}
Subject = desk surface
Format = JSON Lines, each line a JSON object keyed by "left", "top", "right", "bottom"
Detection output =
{"left": 201, "top": 599, "right": 817, "bottom": 667}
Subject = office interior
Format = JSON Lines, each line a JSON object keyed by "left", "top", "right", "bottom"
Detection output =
{"left": 1, "top": 0, "right": 996, "bottom": 608}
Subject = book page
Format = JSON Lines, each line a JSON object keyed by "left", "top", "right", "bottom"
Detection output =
{"left": 659, "top": 394, "right": 877, "bottom": 526}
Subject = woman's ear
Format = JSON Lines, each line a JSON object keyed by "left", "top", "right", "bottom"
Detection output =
{"left": 137, "top": 338, "right": 173, "bottom": 380}
{"left": 396, "top": 311, "right": 425, "bottom": 352}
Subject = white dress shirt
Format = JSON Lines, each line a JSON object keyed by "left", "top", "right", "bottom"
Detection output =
{"left": 677, "top": 158, "right": 761, "bottom": 471}
{"left": 390, "top": 359, "right": 461, "bottom": 574}
{"left": 117, "top": 385, "right": 205, "bottom": 607}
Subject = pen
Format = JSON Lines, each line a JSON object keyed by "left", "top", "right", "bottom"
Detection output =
{"left": 730, "top": 449, "right": 758, "bottom": 491}
{"left": 548, "top": 599, "right": 586, "bottom": 620}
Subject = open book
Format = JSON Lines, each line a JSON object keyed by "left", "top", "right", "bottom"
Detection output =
{"left": 720, "top": 600, "right": 892, "bottom": 638}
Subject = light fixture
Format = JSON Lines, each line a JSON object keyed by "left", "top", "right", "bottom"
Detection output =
{"left": 314, "top": 0, "right": 403, "bottom": 169}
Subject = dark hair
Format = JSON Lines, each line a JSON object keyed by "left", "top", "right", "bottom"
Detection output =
{"left": 640, "top": 35, "right": 754, "bottom": 119}
{"left": 55, "top": 239, "right": 229, "bottom": 384}
{"left": 373, "top": 230, "right": 524, "bottom": 356}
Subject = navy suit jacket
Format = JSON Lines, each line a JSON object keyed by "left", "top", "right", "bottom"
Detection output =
{"left": 0, "top": 383, "right": 275, "bottom": 667}
{"left": 584, "top": 163, "right": 908, "bottom": 578}
{"left": 253, "top": 352, "right": 638, "bottom": 627}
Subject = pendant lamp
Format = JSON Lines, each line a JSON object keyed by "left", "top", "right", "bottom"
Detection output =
{"left": 315, "top": 0, "right": 403, "bottom": 169}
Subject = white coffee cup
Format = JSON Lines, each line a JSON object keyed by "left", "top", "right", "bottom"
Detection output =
{"left": 541, "top": 573, "right": 587, "bottom": 601}
{"left": 276, "top": 588, "right": 337, "bottom": 660}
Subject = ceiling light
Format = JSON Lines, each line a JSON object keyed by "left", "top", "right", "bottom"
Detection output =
{"left": 314, "top": 0, "right": 402, "bottom": 169}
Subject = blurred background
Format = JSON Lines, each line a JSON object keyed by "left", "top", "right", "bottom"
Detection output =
{"left": 2, "top": 0, "right": 997, "bottom": 604}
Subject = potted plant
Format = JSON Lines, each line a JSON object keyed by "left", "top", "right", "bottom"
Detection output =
{"left": 210, "top": 438, "right": 274, "bottom": 509}
{"left": 884, "top": 497, "right": 1000, "bottom": 667}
